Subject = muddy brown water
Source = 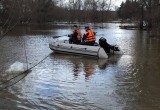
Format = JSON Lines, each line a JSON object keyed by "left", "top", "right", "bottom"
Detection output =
{"left": 0, "top": 23, "right": 160, "bottom": 110}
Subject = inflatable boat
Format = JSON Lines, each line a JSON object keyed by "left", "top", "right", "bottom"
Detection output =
{"left": 49, "top": 37, "right": 123, "bottom": 59}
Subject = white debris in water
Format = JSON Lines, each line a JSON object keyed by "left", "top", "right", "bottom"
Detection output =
{"left": 6, "top": 61, "right": 25, "bottom": 74}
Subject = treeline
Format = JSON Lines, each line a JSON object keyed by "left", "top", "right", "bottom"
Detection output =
{"left": 0, "top": 0, "right": 116, "bottom": 25}
{"left": 0, "top": 0, "right": 57, "bottom": 24}
{"left": 117, "top": 0, "right": 160, "bottom": 36}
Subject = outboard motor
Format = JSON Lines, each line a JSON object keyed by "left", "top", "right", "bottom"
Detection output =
{"left": 99, "top": 37, "right": 107, "bottom": 47}
{"left": 99, "top": 37, "right": 119, "bottom": 54}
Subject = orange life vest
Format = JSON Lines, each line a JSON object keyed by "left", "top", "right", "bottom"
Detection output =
{"left": 73, "top": 29, "right": 82, "bottom": 41}
{"left": 85, "top": 29, "right": 96, "bottom": 42}
{"left": 76, "top": 29, "right": 82, "bottom": 41}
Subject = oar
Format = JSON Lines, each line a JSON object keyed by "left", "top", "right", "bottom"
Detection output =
{"left": 52, "top": 35, "right": 68, "bottom": 39}
{"left": 52, "top": 36, "right": 62, "bottom": 38}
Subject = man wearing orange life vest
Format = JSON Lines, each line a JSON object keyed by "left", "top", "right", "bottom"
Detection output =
{"left": 69, "top": 25, "right": 82, "bottom": 44}
{"left": 81, "top": 26, "right": 96, "bottom": 46}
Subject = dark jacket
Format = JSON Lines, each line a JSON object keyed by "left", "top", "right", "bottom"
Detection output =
{"left": 71, "top": 30, "right": 78, "bottom": 42}
{"left": 69, "top": 30, "right": 81, "bottom": 44}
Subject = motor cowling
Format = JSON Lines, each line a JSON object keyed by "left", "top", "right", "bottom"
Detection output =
{"left": 99, "top": 37, "right": 110, "bottom": 53}
{"left": 99, "top": 37, "right": 120, "bottom": 54}
{"left": 99, "top": 37, "right": 107, "bottom": 48}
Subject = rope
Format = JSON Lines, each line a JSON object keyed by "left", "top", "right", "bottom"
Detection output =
{"left": 0, "top": 1, "right": 52, "bottom": 91}
{"left": 0, "top": 70, "right": 30, "bottom": 91}
{"left": 0, "top": 21, "right": 19, "bottom": 41}
{"left": 0, "top": 26, "right": 50, "bottom": 91}
{"left": 23, "top": 36, "right": 28, "bottom": 69}
{"left": 0, "top": 54, "right": 50, "bottom": 91}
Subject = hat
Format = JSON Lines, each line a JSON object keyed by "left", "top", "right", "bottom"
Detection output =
{"left": 73, "top": 25, "right": 78, "bottom": 28}
{"left": 85, "top": 26, "right": 89, "bottom": 30}
{"left": 99, "top": 37, "right": 107, "bottom": 42}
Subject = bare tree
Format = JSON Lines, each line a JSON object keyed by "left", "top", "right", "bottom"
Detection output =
{"left": 0, "top": 0, "right": 21, "bottom": 37}
{"left": 0, "top": 0, "right": 118, "bottom": 29}
{"left": 98, "top": 0, "right": 112, "bottom": 22}
{"left": 82, "top": 0, "right": 99, "bottom": 22}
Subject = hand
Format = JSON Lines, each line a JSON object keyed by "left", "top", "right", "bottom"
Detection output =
{"left": 68, "top": 34, "right": 71, "bottom": 37}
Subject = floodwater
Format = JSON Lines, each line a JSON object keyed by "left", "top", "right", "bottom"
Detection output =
{"left": 0, "top": 23, "right": 160, "bottom": 110}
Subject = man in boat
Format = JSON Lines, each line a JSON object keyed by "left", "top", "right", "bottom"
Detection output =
{"left": 68, "top": 25, "right": 82, "bottom": 44}
{"left": 80, "top": 26, "right": 96, "bottom": 46}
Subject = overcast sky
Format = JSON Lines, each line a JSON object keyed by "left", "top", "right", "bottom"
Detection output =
{"left": 62, "top": 0, "right": 126, "bottom": 10}
{"left": 112, "top": 0, "right": 126, "bottom": 10}
{"left": 115, "top": 0, "right": 126, "bottom": 6}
